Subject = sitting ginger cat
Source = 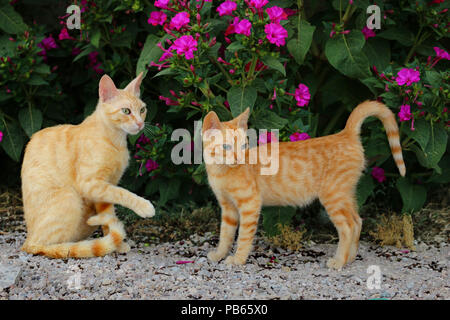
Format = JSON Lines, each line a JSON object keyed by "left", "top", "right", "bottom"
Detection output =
{"left": 202, "top": 101, "right": 405, "bottom": 270}
{"left": 21, "top": 73, "right": 155, "bottom": 258}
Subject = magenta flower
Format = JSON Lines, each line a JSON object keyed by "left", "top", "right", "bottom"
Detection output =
{"left": 154, "top": 0, "right": 170, "bottom": 9}
{"left": 40, "top": 36, "right": 58, "bottom": 49}
{"left": 395, "top": 68, "right": 420, "bottom": 86}
{"left": 294, "top": 83, "right": 311, "bottom": 107}
{"left": 266, "top": 6, "right": 288, "bottom": 23}
{"left": 361, "top": 26, "right": 376, "bottom": 40}
{"left": 289, "top": 132, "right": 310, "bottom": 141}
{"left": 258, "top": 131, "right": 278, "bottom": 144}
{"left": 87, "top": 51, "right": 104, "bottom": 74}
{"left": 371, "top": 166, "right": 386, "bottom": 183}
{"left": 250, "top": 0, "right": 268, "bottom": 9}
{"left": 71, "top": 47, "right": 82, "bottom": 56}
{"left": 170, "top": 12, "right": 190, "bottom": 30}
{"left": 398, "top": 104, "right": 412, "bottom": 122}
{"left": 172, "top": 35, "right": 198, "bottom": 60}
{"left": 433, "top": 47, "right": 450, "bottom": 60}
{"left": 235, "top": 18, "right": 252, "bottom": 36}
{"left": 148, "top": 11, "right": 167, "bottom": 26}
{"left": 217, "top": 1, "right": 237, "bottom": 16}
{"left": 58, "top": 27, "right": 73, "bottom": 40}
{"left": 145, "top": 159, "right": 159, "bottom": 172}
{"left": 0, "top": 131, "right": 3, "bottom": 143}
{"left": 264, "top": 23, "right": 288, "bottom": 47}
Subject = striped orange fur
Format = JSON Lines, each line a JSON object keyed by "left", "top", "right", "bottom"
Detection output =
{"left": 21, "top": 73, "right": 155, "bottom": 259}
{"left": 203, "top": 101, "right": 405, "bottom": 269}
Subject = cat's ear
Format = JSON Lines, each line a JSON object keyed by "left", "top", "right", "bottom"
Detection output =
{"left": 235, "top": 107, "right": 250, "bottom": 128}
{"left": 203, "top": 111, "right": 221, "bottom": 133}
{"left": 99, "top": 74, "right": 119, "bottom": 103}
{"left": 124, "top": 72, "right": 144, "bottom": 97}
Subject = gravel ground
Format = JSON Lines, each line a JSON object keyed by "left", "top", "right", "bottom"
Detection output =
{"left": 0, "top": 232, "right": 448, "bottom": 300}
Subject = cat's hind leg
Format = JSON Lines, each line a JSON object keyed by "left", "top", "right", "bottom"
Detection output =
{"left": 320, "top": 192, "right": 358, "bottom": 270}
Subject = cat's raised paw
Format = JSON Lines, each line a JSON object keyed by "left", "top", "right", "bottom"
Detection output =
{"left": 134, "top": 199, "right": 155, "bottom": 218}
{"left": 207, "top": 250, "right": 225, "bottom": 262}
{"left": 326, "top": 257, "right": 345, "bottom": 271}
{"left": 224, "top": 255, "right": 246, "bottom": 265}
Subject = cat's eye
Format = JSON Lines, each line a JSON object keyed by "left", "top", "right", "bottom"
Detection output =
{"left": 140, "top": 107, "right": 146, "bottom": 114}
{"left": 241, "top": 143, "right": 248, "bottom": 150}
{"left": 223, "top": 144, "right": 232, "bottom": 151}
{"left": 122, "top": 108, "right": 131, "bottom": 115}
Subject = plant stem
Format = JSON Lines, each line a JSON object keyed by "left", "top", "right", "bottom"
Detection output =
{"left": 404, "top": 25, "right": 424, "bottom": 65}
{"left": 246, "top": 54, "right": 258, "bottom": 84}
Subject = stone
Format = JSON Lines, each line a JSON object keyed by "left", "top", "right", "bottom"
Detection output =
{"left": 0, "top": 264, "right": 22, "bottom": 290}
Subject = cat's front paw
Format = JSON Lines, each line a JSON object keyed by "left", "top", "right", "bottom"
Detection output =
{"left": 117, "top": 242, "right": 131, "bottom": 254}
{"left": 134, "top": 198, "right": 155, "bottom": 218}
{"left": 326, "top": 257, "right": 345, "bottom": 271}
{"left": 224, "top": 255, "right": 246, "bottom": 266}
{"left": 207, "top": 250, "right": 227, "bottom": 262}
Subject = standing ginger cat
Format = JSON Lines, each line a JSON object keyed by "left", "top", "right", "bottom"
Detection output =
{"left": 202, "top": 101, "right": 405, "bottom": 269}
{"left": 21, "top": 72, "right": 155, "bottom": 258}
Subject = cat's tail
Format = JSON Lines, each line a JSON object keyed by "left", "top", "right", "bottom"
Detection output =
{"left": 344, "top": 100, "right": 406, "bottom": 176}
{"left": 21, "top": 219, "right": 126, "bottom": 259}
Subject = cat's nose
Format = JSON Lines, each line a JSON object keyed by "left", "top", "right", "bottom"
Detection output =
{"left": 137, "top": 122, "right": 144, "bottom": 130}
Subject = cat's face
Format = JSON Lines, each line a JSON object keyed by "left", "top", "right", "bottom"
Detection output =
{"left": 98, "top": 73, "right": 147, "bottom": 135}
{"left": 202, "top": 108, "right": 250, "bottom": 166}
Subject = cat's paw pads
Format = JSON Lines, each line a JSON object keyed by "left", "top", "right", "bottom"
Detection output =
{"left": 327, "top": 257, "right": 345, "bottom": 271}
{"left": 207, "top": 250, "right": 224, "bottom": 262}
{"left": 224, "top": 255, "right": 246, "bottom": 266}
{"left": 117, "top": 242, "right": 131, "bottom": 254}
{"left": 135, "top": 199, "right": 155, "bottom": 218}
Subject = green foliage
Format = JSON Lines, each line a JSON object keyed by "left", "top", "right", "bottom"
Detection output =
{"left": 0, "top": 0, "right": 448, "bottom": 234}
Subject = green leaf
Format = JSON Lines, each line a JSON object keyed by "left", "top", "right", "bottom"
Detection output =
{"left": 153, "top": 68, "right": 176, "bottom": 78}
{"left": 363, "top": 38, "right": 391, "bottom": 71}
{"left": 90, "top": 29, "right": 101, "bottom": 48}
{"left": 287, "top": 19, "right": 315, "bottom": 65}
{"left": 325, "top": 32, "right": 371, "bottom": 79}
{"left": 18, "top": 107, "right": 43, "bottom": 137}
{"left": 159, "top": 179, "right": 181, "bottom": 206}
{"left": 33, "top": 64, "right": 51, "bottom": 75}
{"left": 0, "top": 3, "right": 27, "bottom": 34}
{"left": 192, "top": 163, "right": 207, "bottom": 185}
{"left": 226, "top": 41, "right": 245, "bottom": 52}
{"left": 425, "top": 70, "right": 440, "bottom": 87}
{"left": 227, "top": 86, "right": 257, "bottom": 117}
{"left": 356, "top": 174, "right": 375, "bottom": 207}
{"left": 396, "top": 178, "right": 427, "bottom": 213}
{"left": 404, "top": 118, "right": 430, "bottom": 151}
{"left": 143, "top": 124, "right": 160, "bottom": 139}
{"left": 252, "top": 109, "right": 288, "bottom": 130}
{"left": 136, "top": 35, "right": 163, "bottom": 78}
{"left": 262, "top": 206, "right": 296, "bottom": 236}
{"left": 261, "top": 56, "right": 286, "bottom": 76}
{"left": 378, "top": 28, "right": 414, "bottom": 46}
{"left": 0, "top": 35, "right": 15, "bottom": 56}
{"left": 27, "top": 75, "right": 48, "bottom": 86}
{"left": 0, "top": 117, "right": 25, "bottom": 162}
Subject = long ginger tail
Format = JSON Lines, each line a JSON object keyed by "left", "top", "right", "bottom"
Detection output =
{"left": 21, "top": 219, "right": 125, "bottom": 259}
{"left": 344, "top": 100, "right": 406, "bottom": 176}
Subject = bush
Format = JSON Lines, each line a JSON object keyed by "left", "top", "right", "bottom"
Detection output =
{"left": 0, "top": 0, "right": 448, "bottom": 235}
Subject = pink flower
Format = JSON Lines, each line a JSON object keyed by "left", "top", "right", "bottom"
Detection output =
{"left": 395, "top": 68, "right": 420, "bottom": 86}
{"left": 258, "top": 131, "right": 278, "bottom": 144}
{"left": 87, "top": 51, "right": 104, "bottom": 74}
{"left": 0, "top": 131, "right": 3, "bottom": 143}
{"left": 361, "top": 26, "right": 376, "bottom": 40}
{"left": 398, "top": 104, "right": 412, "bottom": 122}
{"left": 433, "top": 47, "right": 450, "bottom": 60}
{"left": 58, "top": 27, "right": 73, "bottom": 40}
{"left": 371, "top": 166, "right": 386, "bottom": 183}
{"left": 154, "top": 0, "right": 170, "bottom": 9}
{"left": 170, "top": 12, "right": 190, "bottom": 30}
{"left": 250, "top": 0, "right": 268, "bottom": 9}
{"left": 172, "top": 35, "right": 198, "bottom": 60}
{"left": 72, "top": 47, "right": 82, "bottom": 56}
{"left": 264, "top": 23, "right": 288, "bottom": 47}
{"left": 37, "top": 35, "right": 58, "bottom": 56}
{"left": 217, "top": 1, "right": 237, "bottom": 16}
{"left": 289, "top": 132, "right": 310, "bottom": 141}
{"left": 145, "top": 159, "right": 159, "bottom": 172}
{"left": 148, "top": 11, "right": 167, "bottom": 26}
{"left": 235, "top": 18, "right": 252, "bottom": 36}
{"left": 294, "top": 83, "right": 311, "bottom": 107}
{"left": 266, "top": 6, "right": 288, "bottom": 23}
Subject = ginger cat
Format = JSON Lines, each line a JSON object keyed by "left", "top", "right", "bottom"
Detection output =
{"left": 21, "top": 72, "right": 155, "bottom": 258}
{"left": 202, "top": 101, "right": 405, "bottom": 269}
